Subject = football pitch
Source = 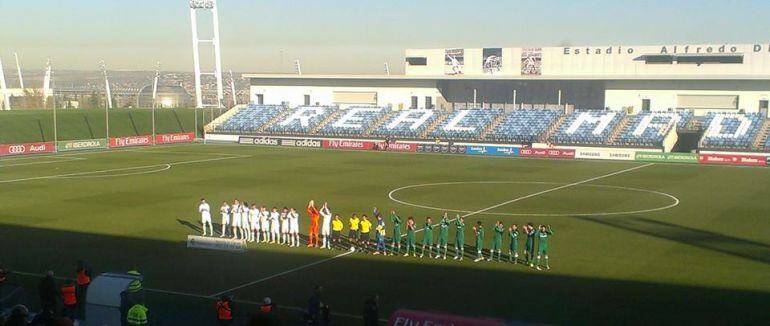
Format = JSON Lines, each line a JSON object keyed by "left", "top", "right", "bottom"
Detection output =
{"left": 1, "top": 143, "right": 769, "bottom": 325}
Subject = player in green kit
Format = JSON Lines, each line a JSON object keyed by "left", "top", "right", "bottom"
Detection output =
{"left": 535, "top": 224, "right": 554, "bottom": 270}
{"left": 508, "top": 224, "right": 520, "bottom": 264}
{"left": 525, "top": 222, "right": 536, "bottom": 266}
{"left": 420, "top": 217, "right": 434, "bottom": 258}
{"left": 473, "top": 221, "right": 485, "bottom": 262}
{"left": 403, "top": 216, "right": 417, "bottom": 257}
{"left": 390, "top": 210, "right": 402, "bottom": 256}
{"left": 453, "top": 215, "right": 465, "bottom": 261}
{"left": 491, "top": 221, "right": 504, "bottom": 262}
{"left": 435, "top": 213, "right": 450, "bottom": 260}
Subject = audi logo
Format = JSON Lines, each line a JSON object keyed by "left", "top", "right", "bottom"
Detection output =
{"left": 8, "top": 145, "right": 26, "bottom": 154}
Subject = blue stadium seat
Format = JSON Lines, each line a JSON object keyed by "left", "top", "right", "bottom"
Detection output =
{"left": 549, "top": 110, "right": 625, "bottom": 145}
{"left": 701, "top": 112, "right": 764, "bottom": 150}
{"left": 215, "top": 104, "right": 285, "bottom": 133}
{"left": 485, "top": 109, "right": 561, "bottom": 143}
{"left": 429, "top": 109, "right": 504, "bottom": 141}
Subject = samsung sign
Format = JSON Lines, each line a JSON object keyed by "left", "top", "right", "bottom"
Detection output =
{"left": 563, "top": 44, "right": 770, "bottom": 55}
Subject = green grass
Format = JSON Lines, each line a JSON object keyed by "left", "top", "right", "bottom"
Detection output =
{"left": 0, "top": 108, "right": 223, "bottom": 143}
{"left": 0, "top": 144, "right": 769, "bottom": 325}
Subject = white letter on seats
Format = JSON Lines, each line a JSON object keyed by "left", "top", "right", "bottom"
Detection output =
{"left": 443, "top": 110, "right": 474, "bottom": 132}
{"left": 387, "top": 110, "right": 434, "bottom": 130}
{"left": 280, "top": 107, "right": 326, "bottom": 127}
{"left": 332, "top": 107, "right": 382, "bottom": 129}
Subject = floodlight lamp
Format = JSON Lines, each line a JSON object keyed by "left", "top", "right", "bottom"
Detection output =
{"left": 189, "top": 0, "right": 215, "bottom": 9}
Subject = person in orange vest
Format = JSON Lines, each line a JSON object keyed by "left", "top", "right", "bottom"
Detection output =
{"left": 215, "top": 295, "right": 234, "bottom": 326}
{"left": 259, "top": 297, "right": 275, "bottom": 314}
{"left": 61, "top": 279, "right": 77, "bottom": 319}
{"left": 76, "top": 260, "right": 92, "bottom": 319}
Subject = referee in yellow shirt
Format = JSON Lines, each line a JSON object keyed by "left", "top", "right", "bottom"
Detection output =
{"left": 348, "top": 214, "right": 361, "bottom": 248}
{"left": 359, "top": 215, "right": 373, "bottom": 253}
{"left": 331, "top": 214, "right": 344, "bottom": 247}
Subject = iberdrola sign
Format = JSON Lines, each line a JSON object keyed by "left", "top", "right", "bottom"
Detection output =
{"left": 58, "top": 139, "right": 108, "bottom": 152}
{"left": 635, "top": 152, "right": 698, "bottom": 163}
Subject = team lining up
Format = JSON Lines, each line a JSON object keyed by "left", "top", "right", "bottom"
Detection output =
{"left": 197, "top": 199, "right": 555, "bottom": 269}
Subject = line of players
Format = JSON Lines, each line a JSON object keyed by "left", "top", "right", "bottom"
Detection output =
{"left": 198, "top": 199, "right": 554, "bottom": 269}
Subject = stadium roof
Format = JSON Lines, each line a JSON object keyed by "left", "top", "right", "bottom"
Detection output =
{"left": 244, "top": 73, "right": 770, "bottom": 81}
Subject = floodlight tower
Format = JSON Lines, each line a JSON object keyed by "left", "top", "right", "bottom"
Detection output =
{"left": 228, "top": 69, "right": 237, "bottom": 106}
{"left": 152, "top": 61, "right": 161, "bottom": 109}
{"left": 99, "top": 60, "right": 113, "bottom": 109}
{"left": 0, "top": 57, "right": 10, "bottom": 110}
{"left": 42, "top": 59, "right": 52, "bottom": 108}
{"left": 14, "top": 53, "right": 24, "bottom": 89}
{"left": 189, "top": 0, "right": 224, "bottom": 108}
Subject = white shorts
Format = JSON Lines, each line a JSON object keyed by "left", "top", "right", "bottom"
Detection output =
{"left": 241, "top": 216, "right": 250, "bottom": 227}
{"left": 290, "top": 222, "right": 299, "bottom": 234}
{"left": 252, "top": 221, "right": 260, "bottom": 230}
{"left": 221, "top": 215, "right": 230, "bottom": 225}
{"left": 232, "top": 215, "right": 241, "bottom": 227}
{"left": 281, "top": 221, "right": 289, "bottom": 232}
{"left": 321, "top": 224, "right": 331, "bottom": 236}
{"left": 271, "top": 222, "right": 280, "bottom": 233}
{"left": 201, "top": 213, "right": 212, "bottom": 224}
{"left": 262, "top": 221, "right": 270, "bottom": 232}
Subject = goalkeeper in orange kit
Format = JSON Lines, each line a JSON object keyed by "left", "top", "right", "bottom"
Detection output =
{"left": 307, "top": 200, "right": 320, "bottom": 247}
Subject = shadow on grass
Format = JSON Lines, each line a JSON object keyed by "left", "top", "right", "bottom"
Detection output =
{"left": 1, "top": 223, "right": 768, "bottom": 326}
{"left": 576, "top": 215, "right": 770, "bottom": 264}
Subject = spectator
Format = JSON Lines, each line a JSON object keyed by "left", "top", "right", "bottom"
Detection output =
{"left": 215, "top": 295, "right": 233, "bottom": 326}
{"left": 5, "top": 304, "right": 30, "bottom": 326}
{"left": 75, "top": 260, "right": 92, "bottom": 319}
{"left": 38, "top": 271, "right": 58, "bottom": 314}
{"left": 363, "top": 295, "right": 379, "bottom": 326}
{"left": 60, "top": 279, "right": 77, "bottom": 320}
{"left": 259, "top": 297, "right": 275, "bottom": 314}
{"left": 306, "top": 285, "right": 329, "bottom": 326}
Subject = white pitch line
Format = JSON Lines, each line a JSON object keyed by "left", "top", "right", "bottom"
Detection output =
{"left": 440, "top": 163, "right": 657, "bottom": 220}
{"left": 0, "top": 155, "right": 251, "bottom": 184}
{"left": 210, "top": 250, "right": 354, "bottom": 297}
{"left": 0, "top": 156, "right": 87, "bottom": 168}
{"left": 388, "top": 180, "right": 679, "bottom": 217}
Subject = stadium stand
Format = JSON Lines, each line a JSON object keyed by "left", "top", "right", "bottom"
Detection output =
{"left": 369, "top": 109, "right": 442, "bottom": 139}
{"left": 317, "top": 106, "right": 389, "bottom": 137}
{"left": 612, "top": 111, "right": 693, "bottom": 148}
{"left": 700, "top": 112, "right": 764, "bottom": 150}
{"left": 549, "top": 110, "right": 625, "bottom": 145}
{"left": 485, "top": 109, "right": 561, "bottom": 143}
{"left": 429, "top": 109, "right": 504, "bottom": 141}
{"left": 214, "top": 104, "right": 284, "bottom": 133}
{"left": 263, "top": 106, "right": 335, "bottom": 135}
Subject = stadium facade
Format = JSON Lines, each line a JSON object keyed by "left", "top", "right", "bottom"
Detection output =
{"left": 247, "top": 43, "right": 770, "bottom": 114}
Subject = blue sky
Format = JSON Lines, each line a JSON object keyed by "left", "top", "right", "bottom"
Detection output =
{"left": 1, "top": 0, "right": 768, "bottom": 73}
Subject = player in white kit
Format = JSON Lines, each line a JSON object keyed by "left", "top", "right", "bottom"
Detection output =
{"left": 251, "top": 203, "right": 261, "bottom": 242}
{"left": 259, "top": 206, "right": 270, "bottom": 243}
{"left": 280, "top": 207, "right": 290, "bottom": 245}
{"left": 269, "top": 207, "right": 280, "bottom": 243}
{"left": 288, "top": 207, "right": 300, "bottom": 247}
{"left": 248, "top": 204, "right": 258, "bottom": 242}
{"left": 219, "top": 201, "right": 230, "bottom": 237}
{"left": 240, "top": 203, "right": 250, "bottom": 241}
{"left": 320, "top": 203, "right": 333, "bottom": 249}
{"left": 199, "top": 198, "right": 213, "bottom": 236}
{"left": 231, "top": 200, "right": 241, "bottom": 240}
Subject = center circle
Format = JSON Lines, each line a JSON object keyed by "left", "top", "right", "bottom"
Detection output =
{"left": 388, "top": 181, "right": 679, "bottom": 217}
